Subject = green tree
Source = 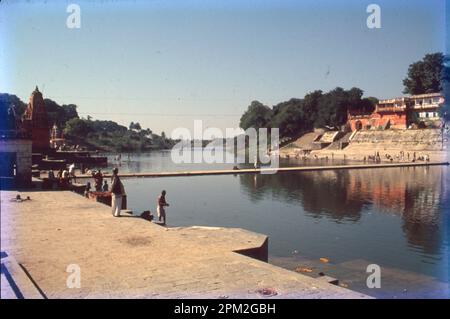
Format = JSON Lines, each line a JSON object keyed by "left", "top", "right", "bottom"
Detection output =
{"left": 301, "top": 90, "right": 322, "bottom": 121}
{"left": 91, "top": 120, "right": 127, "bottom": 133}
{"left": 239, "top": 87, "right": 373, "bottom": 139}
{"left": 313, "top": 87, "right": 374, "bottom": 128}
{"left": 130, "top": 122, "right": 142, "bottom": 131}
{"left": 239, "top": 101, "right": 273, "bottom": 130}
{"left": 403, "top": 52, "right": 449, "bottom": 94}
{"left": 0, "top": 93, "right": 27, "bottom": 117}
{"left": 271, "top": 98, "right": 305, "bottom": 137}
{"left": 44, "top": 98, "right": 79, "bottom": 127}
{"left": 64, "top": 118, "right": 93, "bottom": 138}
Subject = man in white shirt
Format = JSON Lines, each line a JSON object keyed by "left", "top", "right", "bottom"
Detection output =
{"left": 68, "top": 163, "right": 76, "bottom": 183}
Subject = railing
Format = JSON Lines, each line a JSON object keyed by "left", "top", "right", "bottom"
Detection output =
{"left": 375, "top": 106, "right": 406, "bottom": 113}
{"left": 412, "top": 103, "right": 440, "bottom": 109}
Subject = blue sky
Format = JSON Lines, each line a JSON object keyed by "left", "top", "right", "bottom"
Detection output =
{"left": 0, "top": 0, "right": 446, "bottom": 135}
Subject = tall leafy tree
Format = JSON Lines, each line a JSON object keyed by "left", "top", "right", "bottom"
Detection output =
{"left": 239, "top": 87, "right": 375, "bottom": 138}
{"left": 271, "top": 98, "right": 305, "bottom": 137}
{"left": 64, "top": 118, "right": 93, "bottom": 138}
{"left": 0, "top": 93, "right": 27, "bottom": 116}
{"left": 45, "top": 98, "right": 79, "bottom": 127}
{"left": 239, "top": 100, "right": 273, "bottom": 130}
{"left": 403, "top": 52, "right": 449, "bottom": 94}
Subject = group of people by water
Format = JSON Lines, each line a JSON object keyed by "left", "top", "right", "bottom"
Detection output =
{"left": 47, "top": 163, "right": 170, "bottom": 224}
{"left": 363, "top": 151, "right": 430, "bottom": 163}
{"left": 83, "top": 169, "right": 108, "bottom": 193}
{"left": 47, "top": 163, "right": 77, "bottom": 189}
{"left": 285, "top": 150, "right": 432, "bottom": 163}
{"left": 83, "top": 167, "right": 169, "bottom": 224}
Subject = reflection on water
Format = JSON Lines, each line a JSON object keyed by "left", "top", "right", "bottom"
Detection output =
{"left": 239, "top": 167, "right": 447, "bottom": 257}
{"left": 112, "top": 152, "right": 448, "bottom": 298}
{"left": 102, "top": 150, "right": 237, "bottom": 173}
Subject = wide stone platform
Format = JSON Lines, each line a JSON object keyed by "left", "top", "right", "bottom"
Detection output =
{"left": 1, "top": 190, "right": 369, "bottom": 298}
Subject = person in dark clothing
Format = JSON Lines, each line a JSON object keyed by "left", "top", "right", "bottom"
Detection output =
{"left": 110, "top": 168, "right": 125, "bottom": 217}
{"left": 93, "top": 170, "right": 103, "bottom": 192}
{"left": 84, "top": 182, "right": 91, "bottom": 197}
{"left": 157, "top": 190, "right": 169, "bottom": 225}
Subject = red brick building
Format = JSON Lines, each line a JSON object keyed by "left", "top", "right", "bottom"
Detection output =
{"left": 348, "top": 93, "right": 444, "bottom": 131}
{"left": 373, "top": 97, "right": 409, "bottom": 129}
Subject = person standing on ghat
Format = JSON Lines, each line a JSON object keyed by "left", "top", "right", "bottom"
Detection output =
{"left": 110, "top": 168, "right": 125, "bottom": 217}
{"left": 157, "top": 190, "right": 169, "bottom": 225}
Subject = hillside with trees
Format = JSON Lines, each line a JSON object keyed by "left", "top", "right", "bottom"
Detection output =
{"left": 240, "top": 52, "right": 449, "bottom": 136}
{"left": 240, "top": 87, "right": 378, "bottom": 139}
{"left": 403, "top": 52, "right": 449, "bottom": 121}
{"left": 0, "top": 93, "right": 174, "bottom": 152}
{"left": 63, "top": 118, "right": 173, "bottom": 152}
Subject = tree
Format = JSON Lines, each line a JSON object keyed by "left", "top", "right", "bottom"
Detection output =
{"left": 44, "top": 98, "right": 79, "bottom": 127}
{"left": 313, "top": 87, "right": 370, "bottom": 128}
{"left": 129, "top": 121, "right": 142, "bottom": 131}
{"left": 271, "top": 98, "right": 305, "bottom": 137}
{"left": 64, "top": 118, "right": 93, "bottom": 138}
{"left": 90, "top": 120, "right": 127, "bottom": 133}
{"left": 403, "top": 52, "right": 449, "bottom": 94}
{"left": 144, "top": 128, "right": 152, "bottom": 135}
{"left": 301, "top": 90, "right": 322, "bottom": 122}
{"left": 0, "top": 93, "right": 27, "bottom": 117}
{"left": 239, "top": 101, "right": 273, "bottom": 130}
{"left": 238, "top": 87, "right": 373, "bottom": 139}
{"left": 314, "top": 87, "right": 346, "bottom": 127}
{"left": 61, "top": 104, "right": 78, "bottom": 123}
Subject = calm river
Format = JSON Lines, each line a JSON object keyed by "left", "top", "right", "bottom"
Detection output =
{"left": 101, "top": 150, "right": 449, "bottom": 298}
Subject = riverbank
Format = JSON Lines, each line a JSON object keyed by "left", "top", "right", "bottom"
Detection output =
{"left": 310, "top": 149, "right": 448, "bottom": 163}
{"left": 279, "top": 128, "right": 448, "bottom": 163}
{"left": 66, "top": 161, "right": 448, "bottom": 179}
{"left": 0, "top": 190, "right": 369, "bottom": 298}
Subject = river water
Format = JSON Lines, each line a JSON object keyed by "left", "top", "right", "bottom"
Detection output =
{"left": 101, "top": 150, "right": 449, "bottom": 298}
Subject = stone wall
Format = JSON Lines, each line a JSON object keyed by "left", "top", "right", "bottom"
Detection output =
{"left": 0, "top": 139, "right": 32, "bottom": 185}
{"left": 347, "top": 128, "right": 443, "bottom": 151}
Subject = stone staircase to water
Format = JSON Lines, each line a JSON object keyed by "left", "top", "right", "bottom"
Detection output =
{"left": 346, "top": 129, "right": 443, "bottom": 151}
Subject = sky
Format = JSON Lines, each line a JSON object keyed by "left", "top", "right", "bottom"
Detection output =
{"left": 0, "top": 0, "right": 447, "bottom": 136}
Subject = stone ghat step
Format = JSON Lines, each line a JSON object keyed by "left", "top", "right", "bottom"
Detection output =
{"left": 74, "top": 162, "right": 449, "bottom": 179}
{"left": 1, "top": 190, "right": 371, "bottom": 298}
{"left": 1, "top": 253, "right": 45, "bottom": 299}
{"left": 344, "top": 146, "right": 443, "bottom": 151}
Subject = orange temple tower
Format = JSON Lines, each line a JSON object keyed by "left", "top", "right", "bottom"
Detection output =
{"left": 22, "top": 86, "right": 50, "bottom": 152}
